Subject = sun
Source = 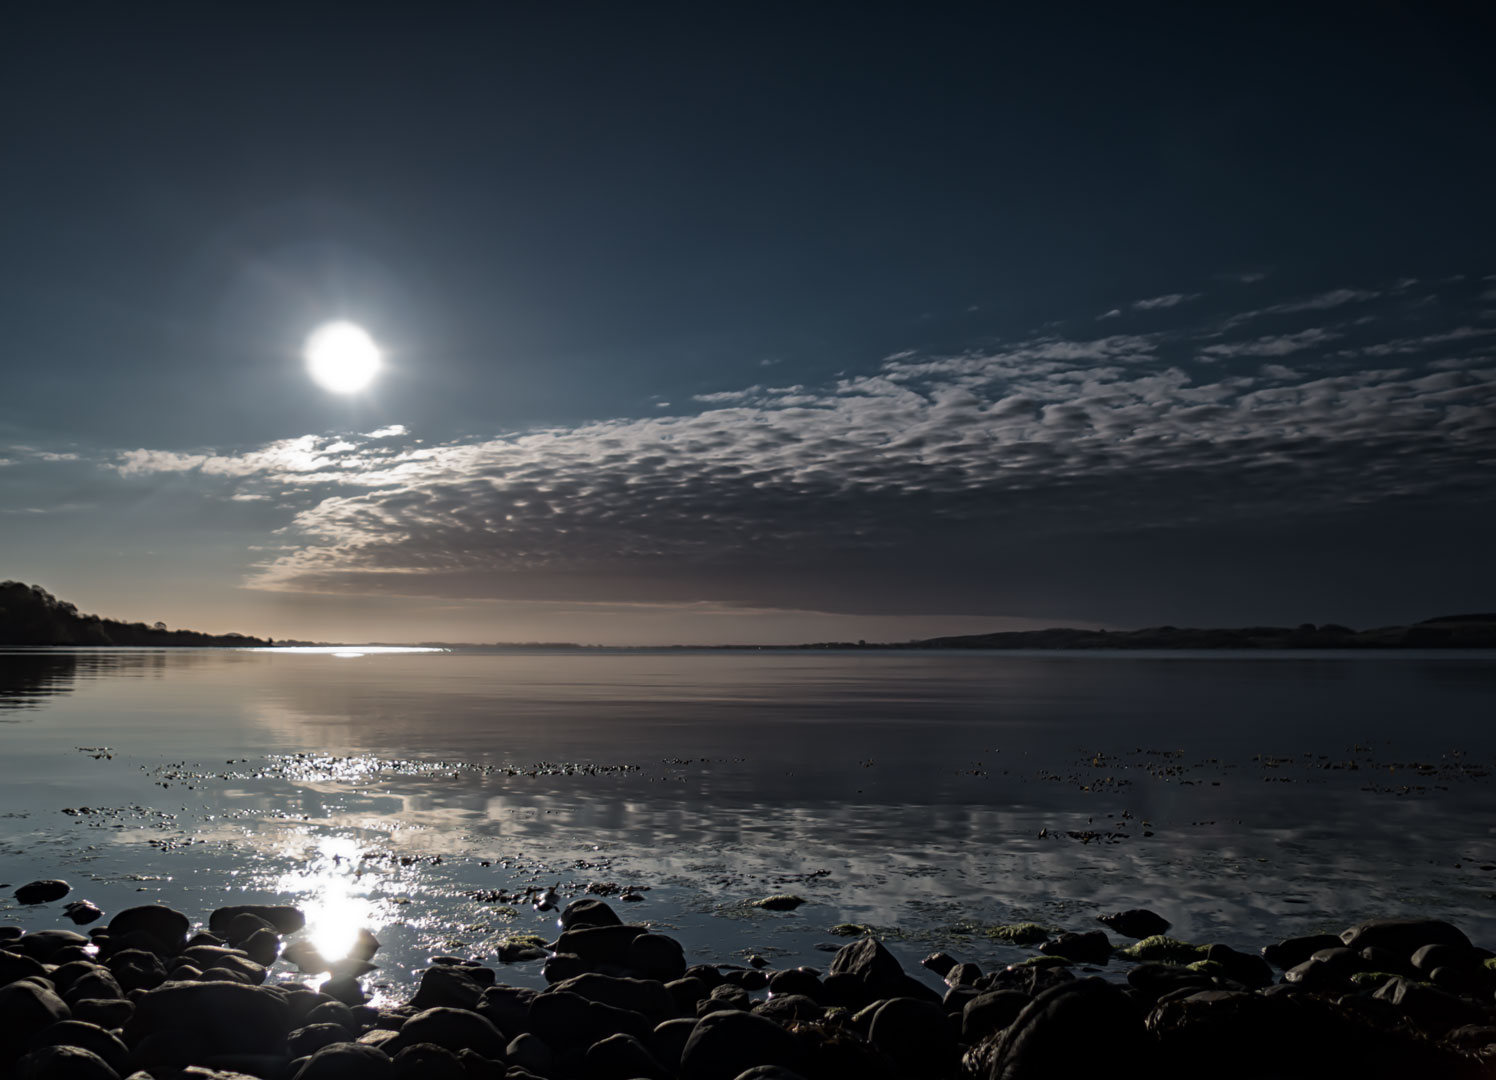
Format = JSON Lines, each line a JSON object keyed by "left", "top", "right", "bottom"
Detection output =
{"left": 305, "top": 322, "right": 381, "bottom": 393}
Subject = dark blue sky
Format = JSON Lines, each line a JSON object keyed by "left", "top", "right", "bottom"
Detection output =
{"left": 2, "top": 3, "right": 1493, "bottom": 642}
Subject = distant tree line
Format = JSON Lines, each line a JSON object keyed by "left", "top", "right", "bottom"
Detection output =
{"left": 0, "top": 581, "right": 268, "bottom": 647}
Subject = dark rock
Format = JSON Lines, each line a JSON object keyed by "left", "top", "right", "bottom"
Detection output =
{"left": 989, "top": 977, "right": 1147, "bottom": 1080}
{"left": 219, "top": 912, "right": 276, "bottom": 946}
{"left": 680, "top": 1009, "right": 805, "bottom": 1080}
{"left": 1282, "top": 959, "right": 1351, "bottom": 992}
{"left": 985, "top": 962, "right": 1075, "bottom": 997}
{"left": 320, "top": 975, "right": 365, "bottom": 1006}
{"left": 686, "top": 964, "right": 726, "bottom": 988}
{"left": 827, "top": 936, "right": 906, "bottom": 999}
{"left": 962, "top": 989, "right": 1029, "bottom": 1043}
{"left": 818, "top": 971, "right": 869, "bottom": 1009}
{"left": 392, "top": 1042, "right": 464, "bottom": 1080}
{"left": 25, "top": 1020, "right": 128, "bottom": 1074}
{"left": 15, "top": 881, "right": 71, "bottom": 905}
{"left": 1202, "top": 944, "right": 1272, "bottom": 988}
{"left": 209, "top": 905, "right": 306, "bottom": 937}
{"left": 560, "top": 898, "right": 623, "bottom": 930}
{"left": 62, "top": 902, "right": 104, "bottom": 927}
{"left": 547, "top": 972, "right": 677, "bottom": 1023}
{"left": 476, "top": 984, "right": 537, "bottom": 1039}
{"left": 409, "top": 965, "right": 482, "bottom": 1010}
{"left": 943, "top": 984, "right": 981, "bottom": 1014}
{"left": 305, "top": 1000, "right": 360, "bottom": 1032}
{"left": 667, "top": 976, "right": 710, "bottom": 1014}
{"left": 945, "top": 962, "right": 982, "bottom": 987}
{"left": 753, "top": 994, "right": 823, "bottom": 1023}
{"left": 651, "top": 1016, "right": 697, "bottom": 1072}
{"left": 292, "top": 1041, "right": 393, "bottom": 1080}
{"left": 124, "top": 981, "right": 290, "bottom": 1059}
{"left": 587, "top": 1032, "right": 671, "bottom": 1080}
{"left": 13, "top": 1045, "right": 120, "bottom": 1080}
{"left": 1371, "top": 976, "right": 1483, "bottom": 1032}
{"left": 1096, "top": 908, "right": 1170, "bottom": 939}
{"left": 282, "top": 941, "right": 330, "bottom": 974}
{"left": 1039, "top": 931, "right": 1112, "bottom": 964}
{"left": 707, "top": 984, "right": 751, "bottom": 1010}
{"left": 722, "top": 967, "right": 769, "bottom": 991}
{"left": 1410, "top": 942, "right": 1478, "bottom": 973}
{"left": 553, "top": 924, "right": 647, "bottom": 968}
{"left": 766, "top": 968, "right": 823, "bottom": 1000}
{"left": 69, "top": 1000, "right": 132, "bottom": 1028}
{"left": 13, "top": 931, "right": 90, "bottom": 962}
{"left": 1339, "top": 918, "right": 1471, "bottom": 955}
{"left": 106, "top": 907, "right": 189, "bottom": 955}
{"left": 921, "top": 952, "right": 957, "bottom": 978}
{"left": 541, "top": 952, "right": 588, "bottom": 984}
{"left": 349, "top": 929, "right": 381, "bottom": 962}
{"left": 391, "top": 1007, "right": 506, "bottom": 1058}
{"left": 505, "top": 1033, "right": 553, "bottom": 1075}
{"left": 1358, "top": 945, "right": 1412, "bottom": 976}
{"left": 241, "top": 929, "right": 282, "bottom": 968}
{"left": 0, "top": 981, "right": 71, "bottom": 1061}
{"left": 530, "top": 989, "right": 652, "bottom": 1049}
{"left": 730, "top": 1069, "right": 809, "bottom": 1080}
{"left": 0, "top": 950, "right": 50, "bottom": 986}
{"left": 289, "top": 1024, "right": 354, "bottom": 1057}
{"left": 0, "top": 927, "right": 20, "bottom": 942}
{"left": 868, "top": 997, "right": 956, "bottom": 1079}
{"left": 1307, "top": 946, "right": 1361, "bottom": 974}
{"left": 627, "top": 933, "right": 687, "bottom": 982}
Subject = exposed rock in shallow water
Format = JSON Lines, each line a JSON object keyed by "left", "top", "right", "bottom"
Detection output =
{"left": 1096, "top": 908, "right": 1171, "bottom": 939}
{"left": 13, "top": 880, "right": 70, "bottom": 905}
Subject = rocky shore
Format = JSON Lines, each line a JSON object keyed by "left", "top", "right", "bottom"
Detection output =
{"left": 4, "top": 882, "right": 1496, "bottom": 1079}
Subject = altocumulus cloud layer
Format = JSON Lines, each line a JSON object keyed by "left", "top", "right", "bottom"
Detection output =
{"left": 107, "top": 277, "right": 1496, "bottom": 620}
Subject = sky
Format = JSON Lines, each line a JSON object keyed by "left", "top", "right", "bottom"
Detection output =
{"left": 2, "top": 3, "right": 1494, "bottom": 644}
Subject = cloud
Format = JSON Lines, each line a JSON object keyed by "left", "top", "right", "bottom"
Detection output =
{"left": 364, "top": 425, "right": 408, "bottom": 438}
{"left": 102, "top": 276, "right": 1496, "bottom": 616}
{"left": 1132, "top": 293, "right": 1200, "bottom": 311}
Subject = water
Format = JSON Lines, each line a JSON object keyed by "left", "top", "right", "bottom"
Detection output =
{"left": 2, "top": 646, "right": 1494, "bottom": 1002}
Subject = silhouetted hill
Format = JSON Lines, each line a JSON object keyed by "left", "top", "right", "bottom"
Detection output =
{"left": 904, "top": 615, "right": 1496, "bottom": 650}
{"left": 0, "top": 581, "right": 268, "bottom": 647}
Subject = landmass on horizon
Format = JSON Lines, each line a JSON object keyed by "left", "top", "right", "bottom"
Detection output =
{"left": 3, "top": 580, "right": 1491, "bottom": 650}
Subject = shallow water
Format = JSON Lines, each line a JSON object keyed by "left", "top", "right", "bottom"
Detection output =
{"left": 2, "top": 646, "right": 1495, "bottom": 1002}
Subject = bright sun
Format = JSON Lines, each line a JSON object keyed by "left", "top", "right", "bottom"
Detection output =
{"left": 305, "top": 322, "right": 381, "bottom": 393}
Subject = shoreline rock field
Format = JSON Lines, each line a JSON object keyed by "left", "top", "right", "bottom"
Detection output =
{"left": 3, "top": 889, "right": 1496, "bottom": 1079}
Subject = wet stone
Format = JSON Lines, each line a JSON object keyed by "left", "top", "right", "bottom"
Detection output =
{"left": 14, "top": 881, "right": 71, "bottom": 906}
{"left": 63, "top": 902, "right": 104, "bottom": 926}
{"left": 1096, "top": 908, "right": 1171, "bottom": 939}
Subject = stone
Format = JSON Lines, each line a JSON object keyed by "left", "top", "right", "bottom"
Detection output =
{"left": 305, "top": 1000, "right": 360, "bottom": 1032}
{"left": 209, "top": 905, "right": 306, "bottom": 937}
{"left": 667, "top": 976, "right": 710, "bottom": 1014}
{"left": 14, "top": 881, "right": 71, "bottom": 905}
{"left": 944, "top": 962, "right": 982, "bottom": 987}
{"left": 0, "top": 950, "right": 50, "bottom": 986}
{"left": 553, "top": 924, "right": 647, "bottom": 968}
{"left": 627, "top": 933, "right": 687, "bottom": 982}
{"left": 963, "top": 989, "right": 1030, "bottom": 1042}
{"left": 586, "top": 1032, "right": 671, "bottom": 1080}
{"left": 70, "top": 1000, "right": 132, "bottom": 1029}
{"left": 1096, "top": 908, "right": 1170, "bottom": 939}
{"left": 1410, "top": 942, "right": 1477, "bottom": 973}
{"left": 124, "top": 982, "right": 290, "bottom": 1059}
{"left": 13, "top": 931, "right": 90, "bottom": 962}
{"left": 289, "top": 1024, "right": 353, "bottom": 1058}
{"left": 722, "top": 967, "right": 768, "bottom": 991}
{"left": 241, "top": 929, "right": 282, "bottom": 968}
{"left": 320, "top": 975, "right": 365, "bottom": 1006}
{"left": 392, "top": 1042, "right": 465, "bottom": 1080}
{"left": 218, "top": 913, "right": 276, "bottom": 946}
{"left": 827, "top": 935, "right": 906, "bottom": 999}
{"left": 921, "top": 951, "right": 957, "bottom": 977}
{"left": 730, "top": 1070, "right": 808, "bottom": 1080}
{"left": 1039, "top": 931, "right": 1112, "bottom": 964}
{"left": 868, "top": 997, "right": 956, "bottom": 1079}
{"left": 560, "top": 898, "right": 623, "bottom": 930}
{"left": 505, "top": 1033, "right": 553, "bottom": 1075}
{"left": 989, "top": 978, "right": 1148, "bottom": 1079}
{"left": 766, "top": 968, "right": 823, "bottom": 1000}
{"left": 680, "top": 1009, "right": 805, "bottom": 1080}
{"left": 476, "top": 984, "right": 537, "bottom": 1039}
{"left": 0, "top": 981, "right": 72, "bottom": 1059}
{"left": 753, "top": 994, "right": 823, "bottom": 1023}
{"left": 292, "top": 1042, "right": 393, "bottom": 1080}
{"left": 541, "top": 952, "right": 588, "bottom": 983}
{"left": 63, "top": 902, "right": 104, "bottom": 927}
{"left": 282, "top": 941, "right": 330, "bottom": 974}
{"left": 409, "top": 957, "right": 478, "bottom": 1011}
{"left": 107, "top": 907, "right": 190, "bottom": 955}
{"left": 1339, "top": 918, "right": 1471, "bottom": 955}
{"left": 1371, "top": 976, "right": 1483, "bottom": 1032}
{"left": 530, "top": 990, "right": 651, "bottom": 1049}
{"left": 13, "top": 1045, "right": 120, "bottom": 1080}
{"left": 650, "top": 1017, "right": 697, "bottom": 1072}
{"left": 24, "top": 1020, "right": 128, "bottom": 1074}
{"left": 391, "top": 1007, "right": 506, "bottom": 1058}
{"left": 1202, "top": 943, "right": 1273, "bottom": 988}
{"left": 546, "top": 972, "right": 678, "bottom": 1022}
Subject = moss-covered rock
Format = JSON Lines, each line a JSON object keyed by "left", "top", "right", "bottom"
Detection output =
{"left": 1351, "top": 971, "right": 1402, "bottom": 988}
{"left": 984, "top": 923, "right": 1060, "bottom": 945}
{"left": 829, "top": 923, "right": 871, "bottom": 936}
{"left": 751, "top": 894, "right": 806, "bottom": 911}
{"left": 1114, "top": 935, "right": 1208, "bottom": 963}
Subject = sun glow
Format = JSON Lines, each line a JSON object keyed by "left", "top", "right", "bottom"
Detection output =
{"left": 305, "top": 322, "right": 381, "bottom": 393}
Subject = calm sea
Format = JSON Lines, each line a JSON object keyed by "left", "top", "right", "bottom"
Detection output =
{"left": 2, "top": 646, "right": 1494, "bottom": 1001}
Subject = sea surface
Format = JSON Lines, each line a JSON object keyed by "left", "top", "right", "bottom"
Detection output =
{"left": 2, "top": 646, "right": 1495, "bottom": 1002}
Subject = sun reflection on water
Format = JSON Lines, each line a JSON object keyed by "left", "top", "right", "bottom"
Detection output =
{"left": 274, "top": 834, "right": 378, "bottom": 962}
